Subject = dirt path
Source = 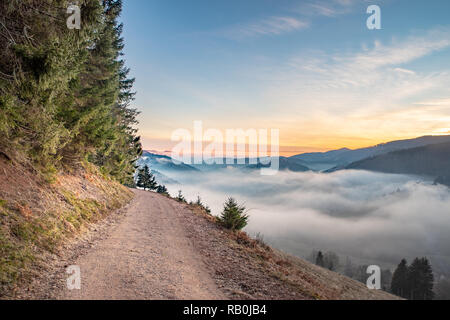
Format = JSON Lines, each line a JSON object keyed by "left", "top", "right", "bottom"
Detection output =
{"left": 16, "top": 188, "right": 399, "bottom": 300}
{"left": 58, "top": 189, "right": 225, "bottom": 300}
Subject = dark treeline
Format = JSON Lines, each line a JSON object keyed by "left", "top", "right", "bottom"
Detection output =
{"left": 391, "top": 258, "right": 434, "bottom": 300}
{"left": 311, "top": 250, "right": 439, "bottom": 299}
{"left": 0, "top": 0, "right": 142, "bottom": 184}
{"left": 136, "top": 164, "right": 170, "bottom": 195}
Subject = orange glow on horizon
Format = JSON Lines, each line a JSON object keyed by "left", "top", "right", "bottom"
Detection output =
{"left": 142, "top": 133, "right": 450, "bottom": 157}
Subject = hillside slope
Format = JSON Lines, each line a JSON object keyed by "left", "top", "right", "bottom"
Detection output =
{"left": 292, "top": 135, "right": 450, "bottom": 170}
{"left": 140, "top": 152, "right": 199, "bottom": 173}
{"left": 345, "top": 141, "right": 450, "bottom": 184}
{"left": 0, "top": 157, "right": 133, "bottom": 297}
{"left": 16, "top": 190, "right": 399, "bottom": 300}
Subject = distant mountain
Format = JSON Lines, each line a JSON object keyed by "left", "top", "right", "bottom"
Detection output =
{"left": 141, "top": 136, "right": 450, "bottom": 176}
{"left": 140, "top": 152, "right": 310, "bottom": 173}
{"left": 344, "top": 141, "right": 450, "bottom": 185}
{"left": 139, "top": 151, "right": 199, "bottom": 172}
{"left": 151, "top": 169, "right": 180, "bottom": 185}
{"left": 291, "top": 148, "right": 351, "bottom": 163}
{"left": 291, "top": 135, "right": 450, "bottom": 171}
{"left": 435, "top": 175, "right": 450, "bottom": 187}
{"left": 245, "top": 156, "right": 310, "bottom": 172}
{"left": 188, "top": 156, "right": 310, "bottom": 172}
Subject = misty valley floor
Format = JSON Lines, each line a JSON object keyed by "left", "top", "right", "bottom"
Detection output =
{"left": 157, "top": 168, "right": 450, "bottom": 279}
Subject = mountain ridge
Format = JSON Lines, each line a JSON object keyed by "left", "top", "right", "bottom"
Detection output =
{"left": 290, "top": 135, "right": 450, "bottom": 171}
{"left": 342, "top": 141, "right": 450, "bottom": 186}
{"left": 141, "top": 152, "right": 310, "bottom": 173}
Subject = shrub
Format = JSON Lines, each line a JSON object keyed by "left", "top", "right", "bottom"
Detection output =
{"left": 156, "top": 185, "right": 168, "bottom": 194}
{"left": 218, "top": 197, "right": 248, "bottom": 231}
{"left": 203, "top": 205, "right": 212, "bottom": 215}
{"left": 194, "top": 196, "right": 211, "bottom": 214}
{"left": 176, "top": 190, "right": 187, "bottom": 203}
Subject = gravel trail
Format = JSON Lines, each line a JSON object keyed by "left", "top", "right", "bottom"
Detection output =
{"left": 59, "top": 189, "right": 225, "bottom": 300}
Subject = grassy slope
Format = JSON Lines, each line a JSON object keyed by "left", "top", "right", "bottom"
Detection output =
{"left": 180, "top": 200, "right": 401, "bottom": 300}
{"left": 0, "top": 157, "right": 133, "bottom": 297}
{"left": 346, "top": 141, "right": 450, "bottom": 177}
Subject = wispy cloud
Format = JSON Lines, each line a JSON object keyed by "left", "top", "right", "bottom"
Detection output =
{"left": 297, "top": 0, "right": 361, "bottom": 17}
{"left": 271, "top": 27, "right": 450, "bottom": 100}
{"left": 223, "top": 16, "right": 309, "bottom": 40}
{"left": 415, "top": 98, "right": 450, "bottom": 106}
{"left": 304, "top": 3, "right": 347, "bottom": 17}
{"left": 218, "top": 0, "right": 359, "bottom": 40}
{"left": 393, "top": 67, "right": 416, "bottom": 75}
{"left": 243, "top": 27, "right": 450, "bottom": 143}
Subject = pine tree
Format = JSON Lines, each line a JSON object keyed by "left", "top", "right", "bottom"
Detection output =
{"left": 156, "top": 185, "right": 168, "bottom": 194}
{"left": 408, "top": 257, "right": 434, "bottom": 300}
{"left": 136, "top": 165, "right": 157, "bottom": 191}
{"left": 0, "top": 0, "right": 141, "bottom": 183}
{"left": 420, "top": 258, "right": 435, "bottom": 300}
{"left": 194, "top": 196, "right": 211, "bottom": 214}
{"left": 316, "top": 251, "right": 325, "bottom": 267}
{"left": 391, "top": 259, "right": 409, "bottom": 298}
{"left": 391, "top": 257, "right": 435, "bottom": 300}
{"left": 323, "top": 251, "right": 339, "bottom": 271}
{"left": 88, "top": 0, "right": 142, "bottom": 185}
{"left": 176, "top": 190, "right": 186, "bottom": 203}
{"left": 203, "top": 205, "right": 212, "bottom": 214}
{"left": 218, "top": 197, "right": 248, "bottom": 231}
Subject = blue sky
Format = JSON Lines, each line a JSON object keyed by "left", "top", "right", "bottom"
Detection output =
{"left": 120, "top": 0, "right": 450, "bottom": 155}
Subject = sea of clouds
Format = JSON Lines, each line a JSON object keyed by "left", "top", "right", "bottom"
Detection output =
{"left": 161, "top": 168, "right": 450, "bottom": 274}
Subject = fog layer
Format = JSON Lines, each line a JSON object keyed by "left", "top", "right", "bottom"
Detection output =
{"left": 162, "top": 168, "right": 450, "bottom": 274}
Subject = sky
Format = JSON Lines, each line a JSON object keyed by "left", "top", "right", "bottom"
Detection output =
{"left": 120, "top": 0, "right": 450, "bottom": 156}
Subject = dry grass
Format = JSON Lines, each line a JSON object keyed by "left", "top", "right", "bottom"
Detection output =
{"left": 186, "top": 200, "right": 400, "bottom": 300}
{"left": 0, "top": 158, "right": 133, "bottom": 297}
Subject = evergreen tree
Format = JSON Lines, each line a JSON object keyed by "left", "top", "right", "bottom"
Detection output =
{"left": 194, "top": 196, "right": 211, "bottom": 214}
{"left": 136, "top": 165, "right": 157, "bottom": 191}
{"left": 381, "top": 268, "right": 393, "bottom": 292}
{"left": 316, "top": 251, "right": 325, "bottom": 267}
{"left": 176, "top": 190, "right": 186, "bottom": 203}
{"left": 0, "top": 0, "right": 141, "bottom": 183}
{"left": 354, "top": 265, "right": 370, "bottom": 283}
{"left": 391, "top": 259, "right": 409, "bottom": 298}
{"left": 391, "top": 257, "right": 434, "bottom": 300}
{"left": 323, "top": 251, "right": 339, "bottom": 271}
{"left": 218, "top": 197, "right": 248, "bottom": 231}
{"left": 408, "top": 257, "right": 434, "bottom": 300}
{"left": 87, "top": 0, "right": 142, "bottom": 185}
{"left": 156, "top": 185, "right": 168, "bottom": 194}
{"left": 203, "top": 205, "right": 212, "bottom": 215}
{"left": 435, "top": 277, "right": 450, "bottom": 300}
